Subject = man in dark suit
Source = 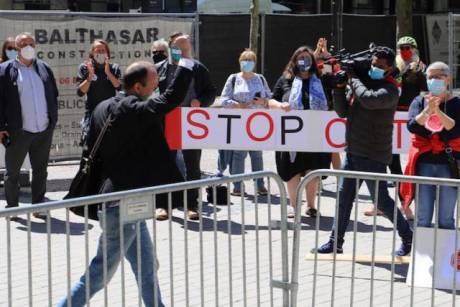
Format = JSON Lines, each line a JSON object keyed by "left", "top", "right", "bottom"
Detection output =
{"left": 0, "top": 32, "right": 58, "bottom": 217}
{"left": 57, "top": 35, "right": 194, "bottom": 307}
{"left": 155, "top": 31, "right": 217, "bottom": 220}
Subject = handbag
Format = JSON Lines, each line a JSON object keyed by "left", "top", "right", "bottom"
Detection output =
{"left": 444, "top": 141, "right": 460, "bottom": 179}
{"left": 64, "top": 115, "right": 113, "bottom": 220}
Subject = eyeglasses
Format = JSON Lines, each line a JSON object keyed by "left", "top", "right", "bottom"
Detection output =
{"left": 399, "top": 46, "right": 412, "bottom": 51}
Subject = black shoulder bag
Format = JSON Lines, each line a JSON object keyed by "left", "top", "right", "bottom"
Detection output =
{"left": 444, "top": 141, "right": 460, "bottom": 179}
{"left": 64, "top": 115, "right": 113, "bottom": 220}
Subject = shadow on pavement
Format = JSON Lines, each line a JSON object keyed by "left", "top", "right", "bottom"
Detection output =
{"left": 13, "top": 217, "right": 93, "bottom": 235}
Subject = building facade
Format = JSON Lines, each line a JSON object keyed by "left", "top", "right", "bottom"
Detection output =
{"left": 0, "top": 0, "right": 196, "bottom": 13}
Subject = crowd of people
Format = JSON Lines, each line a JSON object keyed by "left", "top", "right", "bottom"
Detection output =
{"left": 0, "top": 30, "right": 458, "bottom": 306}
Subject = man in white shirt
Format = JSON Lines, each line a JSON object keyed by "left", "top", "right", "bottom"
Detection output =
{"left": 0, "top": 32, "right": 58, "bottom": 216}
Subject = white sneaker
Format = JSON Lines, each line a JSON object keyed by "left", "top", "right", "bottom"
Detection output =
{"left": 287, "top": 206, "right": 295, "bottom": 219}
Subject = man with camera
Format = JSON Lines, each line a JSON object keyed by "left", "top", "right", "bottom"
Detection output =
{"left": 314, "top": 47, "right": 413, "bottom": 256}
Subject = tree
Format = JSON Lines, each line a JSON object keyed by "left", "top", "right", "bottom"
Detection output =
{"left": 396, "top": 0, "right": 413, "bottom": 38}
{"left": 249, "top": 0, "right": 259, "bottom": 56}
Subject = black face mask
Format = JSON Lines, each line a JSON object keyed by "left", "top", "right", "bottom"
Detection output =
{"left": 152, "top": 51, "right": 167, "bottom": 64}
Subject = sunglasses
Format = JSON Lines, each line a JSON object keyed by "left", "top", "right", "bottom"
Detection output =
{"left": 153, "top": 50, "right": 166, "bottom": 55}
{"left": 6, "top": 46, "right": 15, "bottom": 51}
{"left": 399, "top": 46, "right": 412, "bottom": 51}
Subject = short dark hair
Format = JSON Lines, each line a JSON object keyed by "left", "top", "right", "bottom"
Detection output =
{"left": 168, "top": 31, "right": 183, "bottom": 46}
{"left": 123, "top": 61, "right": 154, "bottom": 90}
{"left": 373, "top": 47, "right": 395, "bottom": 67}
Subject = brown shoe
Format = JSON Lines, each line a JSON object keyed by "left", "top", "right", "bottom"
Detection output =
{"left": 187, "top": 209, "right": 200, "bottom": 221}
{"left": 156, "top": 208, "right": 169, "bottom": 221}
{"left": 364, "top": 206, "right": 384, "bottom": 216}
{"left": 257, "top": 187, "right": 268, "bottom": 196}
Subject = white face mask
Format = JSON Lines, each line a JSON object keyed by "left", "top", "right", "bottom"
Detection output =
{"left": 21, "top": 45, "right": 35, "bottom": 61}
{"left": 94, "top": 53, "right": 107, "bottom": 65}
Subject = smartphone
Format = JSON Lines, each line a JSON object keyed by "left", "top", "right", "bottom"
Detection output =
{"left": 254, "top": 92, "right": 261, "bottom": 99}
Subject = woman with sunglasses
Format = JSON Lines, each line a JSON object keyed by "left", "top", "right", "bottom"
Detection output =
{"left": 1, "top": 37, "right": 17, "bottom": 63}
{"left": 401, "top": 62, "right": 460, "bottom": 230}
{"left": 268, "top": 46, "right": 330, "bottom": 218}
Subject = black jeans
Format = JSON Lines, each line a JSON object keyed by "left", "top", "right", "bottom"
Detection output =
{"left": 4, "top": 128, "right": 53, "bottom": 207}
{"left": 389, "top": 154, "right": 403, "bottom": 175}
{"left": 179, "top": 149, "right": 202, "bottom": 210}
{"left": 330, "top": 153, "right": 413, "bottom": 245}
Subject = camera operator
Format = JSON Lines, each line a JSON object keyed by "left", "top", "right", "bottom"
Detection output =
{"left": 313, "top": 47, "right": 413, "bottom": 256}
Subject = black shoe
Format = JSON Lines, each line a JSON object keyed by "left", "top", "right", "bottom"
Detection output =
{"left": 305, "top": 208, "right": 318, "bottom": 218}
{"left": 395, "top": 242, "right": 411, "bottom": 256}
{"left": 311, "top": 240, "right": 343, "bottom": 254}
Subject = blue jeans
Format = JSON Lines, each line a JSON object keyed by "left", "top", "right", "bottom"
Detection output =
{"left": 416, "top": 163, "right": 457, "bottom": 229}
{"left": 217, "top": 150, "right": 233, "bottom": 176}
{"left": 230, "top": 150, "right": 265, "bottom": 191}
{"left": 330, "top": 154, "right": 413, "bottom": 245}
{"left": 57, "top": 206, "right": 164, "bottom": 307}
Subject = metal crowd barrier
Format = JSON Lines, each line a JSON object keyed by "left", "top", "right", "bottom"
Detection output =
{"left": 290, "top": 169, "right": 460, "bottom": 307}
{"left": 0, "top": 171, "right": 294, "bottom": 307}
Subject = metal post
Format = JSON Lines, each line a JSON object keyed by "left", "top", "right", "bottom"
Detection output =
{"left": 448, "top": 13, "right": 454, "bottom": 92}
{"left": 260, "top": 13, "right": 266, "bottom": 75}
{"left": 194, "top": 13, "right": 200, "bottom": 60}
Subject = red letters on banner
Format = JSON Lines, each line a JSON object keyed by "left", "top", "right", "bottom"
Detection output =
{"left": 394, "top": 119, "right": 408, "bottom": 149}
{"left": 187, "top": 109, "right": 210, "bottom": 139}
{"left": 246, "top": 112, "right": 274, "bottom": 142}
{"left": 325, "top": 118, "right": 347, "bottom": 148}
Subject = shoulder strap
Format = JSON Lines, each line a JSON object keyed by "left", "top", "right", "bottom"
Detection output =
{"left": 88, "top": 114, "right": 113, "bottom": 161}
{"left": 258, "top": 74, "right": 267, "bottom": 88}
{"left": 231, "top": 74, "right": 237, "bottom": 91}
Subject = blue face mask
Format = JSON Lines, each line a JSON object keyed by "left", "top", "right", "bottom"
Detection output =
{"left": 171, "top": 47, "right": 182, "bottom": 62}
{"left": 368, "top": 65, "right": 386, "bottom": 80}
{"left": 297, "top": 58, "right": 311, "bottom": 72}
{"left": 5, "top": 49, "right": 17, "bottom": 60}
{"left": 427, "top": 78, "right": 446, "bottom": 96}
{"left": 240, "top": 60, "right": 255, "bottom": 72}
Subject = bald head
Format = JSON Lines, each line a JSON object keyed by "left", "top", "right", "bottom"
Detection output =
{"left": 123, "top": 61, "right": 159, "bottom": 99}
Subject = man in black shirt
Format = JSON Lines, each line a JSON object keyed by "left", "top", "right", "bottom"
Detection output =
{"left": 58, "top": 35, "right": 194, "bottom": 307}
{"left": 156, "top": 31, "right": 217, "bottom": 220}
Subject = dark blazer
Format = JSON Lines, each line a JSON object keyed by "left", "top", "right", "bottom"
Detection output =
{"left": 0, "top": 59, "right": 59, "bottom": 132}
{"left": 87, "top": 66, "right": 193, "bottom": 207}
{"left": 156, "top": 59, "right": 217, "bottom": 107}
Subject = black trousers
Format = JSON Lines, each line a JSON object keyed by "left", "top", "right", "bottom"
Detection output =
{"left": 181, "top": 149, "right": 202, "bottom": 210}
{"left": 4, "top": 128, "right": 53, "bottom": 207}
{"left": 389, "top": 154, "right": 403, "bottom": 175}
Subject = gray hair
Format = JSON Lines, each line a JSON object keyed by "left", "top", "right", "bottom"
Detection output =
{"left": 151, "top": 39, "right": 169, "bottom": 53}
{"left": 426, "top": 61, "right": 450, "bottom": 76}
{"left": 15, "top": 32, "right": 35, "bottom": 47}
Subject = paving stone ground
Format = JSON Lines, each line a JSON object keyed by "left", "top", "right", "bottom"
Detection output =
{"left": 0, "top": 150, "right": 458, "bottom": 306}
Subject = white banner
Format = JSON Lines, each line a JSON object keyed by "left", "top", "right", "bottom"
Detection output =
{"left": 165, "top": 108, "right": 411, "bottom": 153}
{"left": 0, "top": 14, "right": 194, "bottom": 164}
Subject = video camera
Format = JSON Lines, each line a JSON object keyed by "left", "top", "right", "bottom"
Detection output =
{"left": 321, "top": 43, "right": 378, "bottom": 88}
